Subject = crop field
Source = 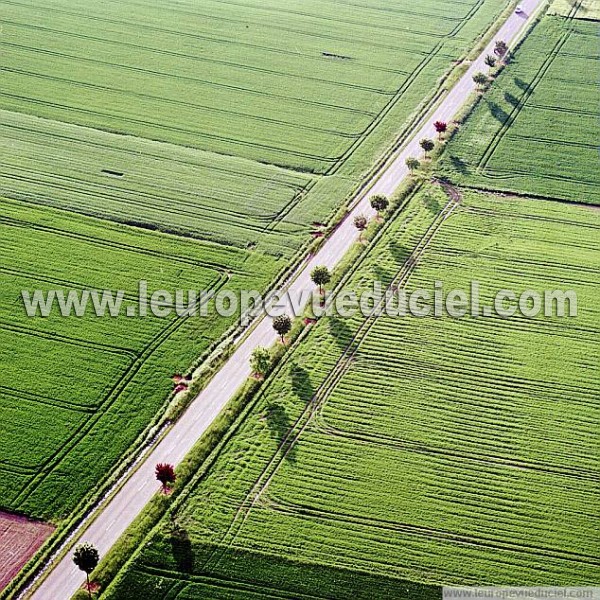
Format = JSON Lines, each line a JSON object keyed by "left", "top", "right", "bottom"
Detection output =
{"left": 0, "top": 110, "right": 313, "bottom": 256}
{"left": 104, "top": 187, "right": 600, "bottom": 598}
{"left": 440, "top": 11, "right": 600, "bottom": 204}
{"left": 2, "top": 0, "right": 508, "bottom": 174}
{"left": 549, "top": 0, "right": 600, "bottom": 20}
{"left": 0, "top": 196, "right": 282, "bottom": 520}
{"left": 0, "top": 0, "right": 515, "bottom": 527}
{"left": 0, "top": 0, "right": 514, "bottom": 233}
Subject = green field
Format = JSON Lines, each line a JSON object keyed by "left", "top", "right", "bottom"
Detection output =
{"left": 0, "top": 196, "right": 282, "bottom": 519}
{"left": 1, "top": 0, "right": 506, "bottom": 174}
{"left": 440, "top": 11, "right": 600, "bottom": 203}
{"left": 549, "top": 0, "right": 600, "bottom": 20}
{"left": 0, "top": 110, "right": 313, "bottom": 256}
{"left": 104, "top": 186, "right": 600, "bottom": 598}
{"left": 0, "top": 0, "right": 515, "bottom": 524}
{"left": 0, "top": 0, "right": 514, "bottom": 236}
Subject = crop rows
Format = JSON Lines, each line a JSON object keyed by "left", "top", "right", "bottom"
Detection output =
{"left": 440, "top": 12, "right": 600, "bottom": 204}
{"left": 1, "top": 0, "right": 500, "bottom": 174}
{"left": 549, "top": 0, "right": 600, "bottom": 19}
{"left": 0, "top": 193, "right": 284, "bottom": 519}
{"left": 106, "top": 188, "right": 599, "bottom": 598}
{"left": 0, "top": 110, "right": 313, "bottom": 256}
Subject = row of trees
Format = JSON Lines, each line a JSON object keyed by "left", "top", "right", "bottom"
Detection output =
{"left": 475, "top": 40, "right": 509, "bottom": 90}
{"left": 73, "top": 462, "right": 179, "bottom": 597}
{"left": 405, "top": 40, "right": 508, "bottom": 170}
{"left": 69, "top": 194, "right": 386, "bottom": 597}
{"left": 267, "top": 192, "right": 392, "bottom": 348}
{"left": 262, "top": 39, "right": 514, "bottom": 380}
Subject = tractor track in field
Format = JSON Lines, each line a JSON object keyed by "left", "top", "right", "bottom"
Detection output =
{"left": 477, "top": 0, "right": 584, "bottom": 174}
{"left": 12, "top": 269, "right": 230, "bottom": 510}
{"left": 266, "top": 498, "right": 600, "bottom": 566}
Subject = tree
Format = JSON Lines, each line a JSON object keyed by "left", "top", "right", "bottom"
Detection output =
{"left": 272, "top": 314, "right": 292, "bottom": 344}
{"left": 484, "top": 54, "right": 497, "bottom": 68}
{"left": 73, "top": 543, "right": 99, "bottom": 600}
{"left": 419, "top": 138, "right": 435, "bottom": 158}
{"left": 353, "top": 214, "right": 368, "bottom": 241}
{"left": 434, "top": 121, "right": 447, "bottom": 140}
{"left": 369, "top": 194, "right": 389, "bottom": 217}
{"left": 250, "top": 346, "right": 271, "bottom": 378}
{"left": 405, "top": 157, "right": 420, "bottom": 173}
{"left": 310, "top": 265, "right": 331, "bottom": 295}
{"left": 155, "top": 463, "right": 176, "bottom": 493}
{"left": 473, "top": 71, "right": 489, "bottom": 91}
{"left": 494, "top": 40, "right": 509, "bottom": 61}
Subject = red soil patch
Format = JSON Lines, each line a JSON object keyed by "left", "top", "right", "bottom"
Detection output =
{"left": 311, "top": 231, "right": 324, "bottom": 238}
{"left": 0, "top": 511, "right": 54, "bottom": 590}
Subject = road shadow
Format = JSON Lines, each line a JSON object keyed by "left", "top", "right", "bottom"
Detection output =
{"left": 169, "top": 523, "right": 194, "bottom": 573}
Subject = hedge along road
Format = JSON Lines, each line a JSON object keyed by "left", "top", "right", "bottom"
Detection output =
{"left": 27, "top": 1, "right": 544, "bottom": 598}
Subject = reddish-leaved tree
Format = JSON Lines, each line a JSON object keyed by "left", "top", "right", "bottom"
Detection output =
{"left": 434, "top": 121, "right": 447, "bottom": 140}
{"left": 155, "top": 463, "right": 176, "bottom": 493}
{"left": 494, "top": 40, "right": 509, "bottom": 61}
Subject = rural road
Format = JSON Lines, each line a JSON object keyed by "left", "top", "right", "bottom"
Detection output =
{"left": 27, "top": 1, "right": 543, "bottom": 597}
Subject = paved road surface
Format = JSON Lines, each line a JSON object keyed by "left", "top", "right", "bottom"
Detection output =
{"left": 28, "top": 2, "right": 543, "bottom": 597}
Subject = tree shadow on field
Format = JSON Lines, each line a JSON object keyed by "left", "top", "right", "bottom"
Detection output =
{"left": 504, "top": 91, "right": 520, "bottom": 107}
{"left": 265, "top": 401, "right": 291, "bottom": 441}
{"left": 448, "top": 155, "right": 469, "bottom": 175}
{"left": 328, "top": 316, "right": 353, "bottom": 353}
{"left": 371, "top": 239, "right": 408, "bottom": 286}
{"left": 422, "top": 189, "right": 442, "bottom": 214}
{"left": 169, "top": 523, "right": 194, "bottom": 574}
{"left": 485, "top": 100, "right": 510, "bottom": 124}
{"left": 371, "top": 261, "right": 393, "bottom": 285}
{"left": 290, "top": 360, "right": 314, "bottom": 404}
{"left": 388, "top": 238, "right": 409, "bottom": 266}
{"left": 264, "top": 400, "right": 297, "bottom": 461}
{"left": 514, "top": 77, "right": 530, "bottom": 92}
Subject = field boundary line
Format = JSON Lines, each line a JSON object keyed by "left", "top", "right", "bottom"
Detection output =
{"left": 11, "top": 269, "right": 230, "bottom": 510}
{"left": 267, "top": 498, "right": 600, "bottom": 566}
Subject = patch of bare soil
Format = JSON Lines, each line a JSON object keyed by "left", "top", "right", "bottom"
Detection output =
{"left": 0, "top": 510, "right": 55, "bottom": 590}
